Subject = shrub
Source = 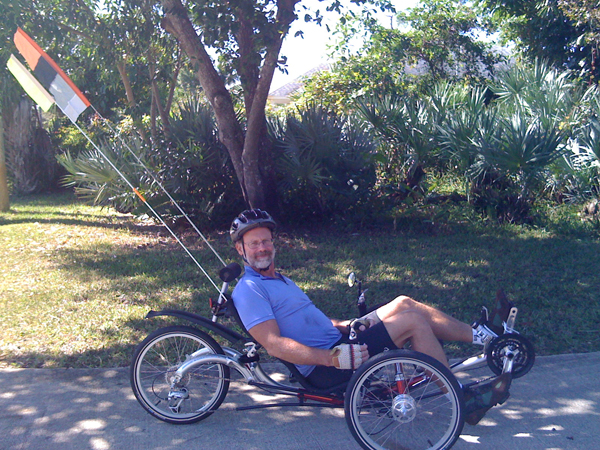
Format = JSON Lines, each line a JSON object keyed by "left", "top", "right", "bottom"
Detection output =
{"left": 269, "top": 105, "right": 379, "bottom": 226}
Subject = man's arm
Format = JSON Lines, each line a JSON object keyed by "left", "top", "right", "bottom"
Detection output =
{"left": 248, "top": 319, "right": 336, "bottom": 367}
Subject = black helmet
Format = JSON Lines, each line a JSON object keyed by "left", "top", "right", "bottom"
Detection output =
{"left": 230, "top": 209, "right": 277, "bottom": 243}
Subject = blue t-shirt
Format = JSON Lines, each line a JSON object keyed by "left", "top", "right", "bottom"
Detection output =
{"left": 232, "top": 266, "right": 342, "bottom": 376}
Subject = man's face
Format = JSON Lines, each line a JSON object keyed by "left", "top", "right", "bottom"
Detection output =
{"left": 236, "top": 226, "right": 275, "bottom": 270}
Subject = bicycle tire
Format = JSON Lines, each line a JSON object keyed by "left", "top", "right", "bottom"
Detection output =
{"left": 345, "top": 349, "right": 464, "bottom": 450}
{"left": 130, "top": 325, "right": 230, "bottom": 424}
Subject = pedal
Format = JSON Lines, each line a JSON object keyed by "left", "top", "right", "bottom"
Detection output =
{"left": 504, "top": 306, "right": 518, "bottom": 333}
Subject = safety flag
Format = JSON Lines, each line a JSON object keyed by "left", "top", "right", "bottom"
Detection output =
{"left": 5, "top": 27, "right": 227, "bottom": 293}
{"left": 12, "top": 27, "right": 90, "bottom": 123}
{"left": 6, "top": 54, "right": 55, "bottom": 112}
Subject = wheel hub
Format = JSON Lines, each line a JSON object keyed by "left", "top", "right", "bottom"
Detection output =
{"left": 391, "top": 394, "right": 417, "bottom": 423}
{"left": 165, "top": 365, "right": 190, "bottom": 386}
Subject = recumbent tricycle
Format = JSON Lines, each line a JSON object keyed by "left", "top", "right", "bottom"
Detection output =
{"left": 130, "top": 263, "right": 535, "bottom": 450}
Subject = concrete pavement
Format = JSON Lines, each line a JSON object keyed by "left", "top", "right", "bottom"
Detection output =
{"left": 1, "top": 352, "right": 599, "bottom": 450}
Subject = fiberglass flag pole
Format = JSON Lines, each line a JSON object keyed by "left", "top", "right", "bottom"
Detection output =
{"left": 67, "top": 119, "right": 223, "bottom": 295}
{"left": 12, "top": 26, "right": 227, "bottom": 268}
{"left": 87, "top": 106, "right": 227, "bottom": 268}
{"left": 8, "top": 27, "right": 226, "bottom": 294}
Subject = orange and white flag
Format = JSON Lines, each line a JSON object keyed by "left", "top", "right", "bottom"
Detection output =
{"left": 11, "top": 27, "right": 90, "bottom": 123}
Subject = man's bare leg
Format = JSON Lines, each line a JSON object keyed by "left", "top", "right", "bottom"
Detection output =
{"left": 379, "top": 309, "right": 450, "bottom": 367}
{"left": 376, "top": 296, "right": 473, "bottom": 343}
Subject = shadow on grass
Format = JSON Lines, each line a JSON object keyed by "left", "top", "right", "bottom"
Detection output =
{"left": 297, "top": 229, "right": 600, "bottom": 358}
{"left": 5, "top": 222, "right": 600, "bottom": 369}
{"left": 0, "top": 208, "right": 170, "bottom": 236}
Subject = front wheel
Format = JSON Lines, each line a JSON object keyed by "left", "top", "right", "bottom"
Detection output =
{"left": 345, "top": 349, "right": 464, "bottom": 450}
{"left": 130, "top": 325, "right": 230, "bottom": 424}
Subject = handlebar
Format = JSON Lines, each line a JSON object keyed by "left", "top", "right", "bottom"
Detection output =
{"left": 348, "top": 272, "right": 368, "bottom": 317}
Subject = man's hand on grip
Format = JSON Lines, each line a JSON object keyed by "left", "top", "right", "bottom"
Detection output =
{"left": 330, "top": 343, "right": 368, "bottom": 370}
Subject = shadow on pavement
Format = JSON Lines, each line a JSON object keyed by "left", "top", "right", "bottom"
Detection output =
{"left": 1, "top": 352, "right": 598, "bottom": 450}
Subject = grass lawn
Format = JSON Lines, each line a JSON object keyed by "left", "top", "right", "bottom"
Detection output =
{"left": 1, "top": 192, "right": 599, "bottom": 368}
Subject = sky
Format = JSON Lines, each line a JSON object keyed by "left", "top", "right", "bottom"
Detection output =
{"left": 271, "top": 0, "right": 419, "bottom": 90}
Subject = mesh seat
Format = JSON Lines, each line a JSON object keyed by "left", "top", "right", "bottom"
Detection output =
{"left": 224, "top": 294, "right": 347, "bottom": 395}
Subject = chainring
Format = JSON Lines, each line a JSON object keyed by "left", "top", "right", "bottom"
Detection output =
{"left": 486, "top": 333, "right": 535, "bottom": 378}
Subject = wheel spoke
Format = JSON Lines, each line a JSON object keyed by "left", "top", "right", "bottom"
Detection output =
{"left": 346, "top": 350, "right": 463, "bottom": 450}
{"left": 130, "top": 326, "right": 230, "bottom": 424}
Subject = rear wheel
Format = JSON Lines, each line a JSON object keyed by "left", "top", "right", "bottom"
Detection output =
{"left": 130, "top": 325, "right": 230, "bottom": 424}
{"left": 345, "top": 349, "right": 464, "bottom": 450}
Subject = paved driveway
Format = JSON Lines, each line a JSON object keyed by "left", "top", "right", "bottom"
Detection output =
{"left": 1, "top": 352, "right": 598, "bottom": 450}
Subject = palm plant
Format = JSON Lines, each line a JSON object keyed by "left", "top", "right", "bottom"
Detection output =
{"left": 436, "top": 84, "right": 495, "bottom": 180}
{"left": 58, "top": 136, "right": 153, "bottom": 213}
{"left": 59, "top": 95, "right": 244, "bottom": 227}
{"left": 446, "top": 60, "right": 582, "bottom": 222}
{"left": 566, "top": 87, "right": 600, "bottom": 198}
{"left": 355, "top": 93, "right": 442, "bottom": 202}
{"left": 469, "top": 111, "right": 566, "bottom": 221}
{"left": 491, "top": 59, "right": 581, "bottom": 130}
{"left": 269, "top": 105, "right": 377, "bottom": 223}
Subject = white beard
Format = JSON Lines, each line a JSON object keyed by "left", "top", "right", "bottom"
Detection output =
{"left": 247, "top": 247, "right": 276, "bottom": 270}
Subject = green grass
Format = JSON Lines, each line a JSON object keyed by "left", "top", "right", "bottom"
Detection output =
{"left": 1, "top": 193, "right": 599, "bottom": 368}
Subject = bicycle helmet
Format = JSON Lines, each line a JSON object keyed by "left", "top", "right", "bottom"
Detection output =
{"left": 230, "top": 209, "right": 277, "bottom": 243}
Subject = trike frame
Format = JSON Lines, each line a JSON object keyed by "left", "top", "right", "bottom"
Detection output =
{"left": 130, "top": 264, "right": 535, "bottom": 450}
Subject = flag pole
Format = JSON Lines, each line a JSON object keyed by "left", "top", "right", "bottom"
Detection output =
{"left": 89, "top": 106, "right": 227, "bottom": 268}
{"left": 67, "top": 117, "right": 223, "bottom": 295}
{"left": 9, "top": 27, "right": 229, "bottom": 295}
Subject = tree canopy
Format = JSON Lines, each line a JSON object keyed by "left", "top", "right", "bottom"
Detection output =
{"left": 1, "top": 0, "right": 394, "bottom": 210}
{"left": 298, "top": 0, "right": 503, "bottom": 109}
{"left": 477, "top": 0, "right": 598, "bottom": 80}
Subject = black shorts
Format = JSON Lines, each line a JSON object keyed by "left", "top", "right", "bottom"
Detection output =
{"left": 306, "top": 321, "right": 397, "bottom": 390}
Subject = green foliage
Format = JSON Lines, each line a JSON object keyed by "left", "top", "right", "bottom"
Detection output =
{"left": 560, "top": 87, "right": 600, "bottom": 200}
{"left": 396, "top": 0, "right": 501, "bottom": 82}
{"left": 485, "top": 60, "right": 599, "bottom": 210}
{"left": 558, "top": 0, "right": 600, "bottom": 82}
{"left": 351, "top": 60, "right": 598, "bottom": 223}
{"left": 3, "top": 195, "right": 600, "bottom": 368}
{"left": 158, "top": 96, "right": 245, "bottom": 228}
{"left": 478, "top": 0, "right": 595, "bottom": 79}
{"left": 58, "top": 137, "right": 153, "bottom": 213}
{"left": 354, "top": 92, "right": 441, "bottom": 205}
{"left": 468, "top": 114, "right": 565, "bottom": 222}
{"left": 299, "top": 0, "right": 504, "bottom": 110}
{"left": 436, "top": 83, "right": 494, "bottom": 174}
{"left": 57, "top": 96, "right": 245, "bottom": 228}
{"left": 490, "top": 59, "right": 582, "bottom": 130}
{"left": 269, "top": 105, "right": 379, "bottom": 225}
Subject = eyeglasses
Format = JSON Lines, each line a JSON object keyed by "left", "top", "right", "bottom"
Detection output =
{"left": 244, "top": 238, "right": 274, "bottom": 250}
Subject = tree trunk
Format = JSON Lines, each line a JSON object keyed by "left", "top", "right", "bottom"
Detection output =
{"left": 117, "top": 60, "right": 136, "bottom": 107}
{"left": 151, "top": 78, "right": 171, "bottom": 135}
{"left": 0, "top": 115, "right": 9, "bottom": 211}
{"left": 5, "top": 99, "right": 37, "bottom": 194}
{"left": 160, "top": 0, "right": 299, "bottom": 210}
{"left": 165, "top": 47, "right": 182, "bottom": 115}
{"left": 161, "top": 0, "right": 247, "bottom": 197}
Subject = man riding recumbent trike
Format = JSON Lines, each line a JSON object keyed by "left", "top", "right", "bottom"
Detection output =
{"left": 130, "top": 209, "right": 536, "bottom": 450}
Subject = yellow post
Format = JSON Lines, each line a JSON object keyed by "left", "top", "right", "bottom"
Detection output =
{"left": 0, "top": 115, "right": 9, "bottom": 211}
